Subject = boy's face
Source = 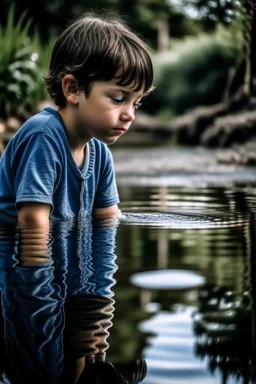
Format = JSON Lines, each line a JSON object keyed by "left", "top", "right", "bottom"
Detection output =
{"left": 73, "top": 78, "right": 145, "bottom": 145}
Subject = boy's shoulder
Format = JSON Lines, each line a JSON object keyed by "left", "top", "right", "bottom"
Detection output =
{"left": 17, "top": 107, "right": 62, "bottom": 138}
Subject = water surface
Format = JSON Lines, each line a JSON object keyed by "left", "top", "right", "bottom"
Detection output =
{"left": 108, "top": 166, "right": 256, "bottom": 384}
{"left": 0, "top": 147, "right": 256, "bottom": 383}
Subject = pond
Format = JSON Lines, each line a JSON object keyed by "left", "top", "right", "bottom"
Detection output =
{"left": 108, "top": 146, "right": 256, "bottom": 384}
{"left": 0, "top": 146, "right": 255, "bottom": 383}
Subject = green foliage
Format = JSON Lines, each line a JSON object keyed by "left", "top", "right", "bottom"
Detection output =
{"left": 143, "top": 26, "right": 243, "bottom": 117}
{"left": 0, "top": 6, "right": 54, "bottom": 118}
{"left": 0, "top": 7, "right": 37, "bottom": 117}
{"left": 31, "top": 34, "right": 55, "bottom": 104}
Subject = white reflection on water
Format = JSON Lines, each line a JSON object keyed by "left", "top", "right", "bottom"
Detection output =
{"left": 117, "top": 171, "right": 256, "bottom": 188}
{"left": 139, "top": 308, "right": 243, "bottom": 384}
{"left": 130, "top": 269, "right": 205, "bottom": 290}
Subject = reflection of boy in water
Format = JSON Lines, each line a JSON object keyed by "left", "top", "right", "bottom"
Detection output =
{"left": 0, "top": 219, "right": 147, "bottom": 383}
{"left": 61, "top": 295, "right": 147, "bottom": 384}
{"left": 0, "top": 12, "right": 154, "bottom": 267}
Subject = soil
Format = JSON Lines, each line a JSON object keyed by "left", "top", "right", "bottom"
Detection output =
{"left": 111, "top": 145, "right": 256, "bottom": 178}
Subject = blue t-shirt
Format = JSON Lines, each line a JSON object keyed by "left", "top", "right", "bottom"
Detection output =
{"left": 0, "top": 107, "right": 119, "bottom": 221}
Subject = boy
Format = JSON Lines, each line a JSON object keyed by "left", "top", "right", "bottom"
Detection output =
{"left": 0, "top": 12, "right": 154, "bottom": 266}
{"left": 0, "top": 13, "right": 153, "bottom": 383}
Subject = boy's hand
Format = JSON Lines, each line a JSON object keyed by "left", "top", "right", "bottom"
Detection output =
{"left": 93, "top": 204, "right": 121, "bottom": 220}
{"left": 18, "top": 203, "right": 51, "bottom": 229}
{"left": 18, "top": 203, "right": 51, "bottom": 267}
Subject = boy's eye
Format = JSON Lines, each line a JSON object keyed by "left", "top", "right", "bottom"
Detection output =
{"left": 134, "top": 102, "right": 142, "bottom": 110}
{"left": 112, "top": 97, "right": 124, "bottom": 104}
{"left": 111, "top": 97, "right": 142, "bottom": 110}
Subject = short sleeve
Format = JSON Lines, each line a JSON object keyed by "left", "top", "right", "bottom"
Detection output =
{"left": 12, "top": 133, "right": 62, "bottom": 208}
{"left": 94, "top": 149, "right": 119, "bottom": 208}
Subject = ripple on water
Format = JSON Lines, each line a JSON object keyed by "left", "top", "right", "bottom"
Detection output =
{"left": 119, "top": 212, "right": 248, "bottom": 229}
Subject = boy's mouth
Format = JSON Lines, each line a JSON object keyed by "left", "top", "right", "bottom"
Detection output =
{"left": 114, "top": 127, "right": 128, "bottom": 133}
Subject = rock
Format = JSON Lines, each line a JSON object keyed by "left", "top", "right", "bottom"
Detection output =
{"left": 168, "top": 89, "right": 252, "bottom": 147}
{"left": 170, "top": 103, "right": 227, "bottom": 144}
{"left": 6, "top": 117, "right": 21, "bottom": 133}
{"left": 216, "top": 140, "right": 256, "bottom": 166}
{"left": 0, "top": 120, "right": 5, "bottom": 135}
{"left": 201, "top": 110, "right": 256, "bottom": 147}
{"left": 0, "top": 120, "right": 6, "bottom": 156}
{"left": 216, "top": 150, "right": 242, "bottom": 165}
{"left": 36, "top": 100, "right": 56, "bottom": 112}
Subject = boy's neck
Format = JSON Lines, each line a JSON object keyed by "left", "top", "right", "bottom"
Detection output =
{"left": 57, "top": 107, "right": 88, "bottom": 168}
{"left": 58, "top": 107, "right": 90, "bottom": 143}
{"left": 72, "top": 146, "right": 87, "bottom": 169}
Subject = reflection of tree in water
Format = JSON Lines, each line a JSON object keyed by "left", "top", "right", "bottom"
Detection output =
{"left": 192, "top": 212, "right": 256, "bottom": 383}
{"left": 193, "top": 284, "right": 252, "bottom": 383}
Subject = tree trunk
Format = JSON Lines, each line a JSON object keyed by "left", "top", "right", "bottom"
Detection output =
{"left": 242, "top": 0, "right": 254, "bottom": 96}
{"left": 249, "top": 3, "right": 256, "bottom": 95}
{"left": 157, "top": 13, "right": 169, "bottom": 53}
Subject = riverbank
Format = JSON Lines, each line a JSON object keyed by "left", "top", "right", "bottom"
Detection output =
{"left": 115, "top": 108, "right": 256, "bottom": 166}
{"left": 112, "top": 145, "right": 256, "bottom": 188}
{"left": 1, "top": 108, "right": 256, "bottom": 167}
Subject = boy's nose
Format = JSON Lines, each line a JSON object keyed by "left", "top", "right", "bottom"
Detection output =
{"left": 120, "top": 106, "right": 135, "bottom": 122}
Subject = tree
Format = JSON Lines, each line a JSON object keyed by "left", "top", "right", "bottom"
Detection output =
{"left": 0, "top": 0, "right": 192, "bottom": 51}
{"left": 179, "top": 0, "right": 239, "bottom": 30}
{"left": 168, "top": 0, "right": 256, "bottom": 148}
{"left": 240, "top": 0, "right": 256, "bottom": 96}
{"left": 135, "top": 0, "right": 172, "bottom": 52}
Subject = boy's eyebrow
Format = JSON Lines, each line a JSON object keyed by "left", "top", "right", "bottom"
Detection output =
{"left": 109, "top": 88, "right": 144, "bottom": 97}
{"left": 109, "top": 88, "right": 131, "bottom": 94}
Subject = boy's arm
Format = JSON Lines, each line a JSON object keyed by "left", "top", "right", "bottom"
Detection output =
{"left": 93, "top": 204, "right": 121, "bottom": 220}
{"left": 18, "top": 203, "right": 52, "bottom": 267}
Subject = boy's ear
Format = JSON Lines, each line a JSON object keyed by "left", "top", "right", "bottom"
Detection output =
{"left": 61, "top": 74, "right": 81, "bottom": 105}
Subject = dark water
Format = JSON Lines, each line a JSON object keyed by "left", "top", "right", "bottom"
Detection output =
{"left": 0, "top": 168, "right": 256, "bottom": 383}
{"left": 109, "top": 177, "right": 256, "bottom": 384}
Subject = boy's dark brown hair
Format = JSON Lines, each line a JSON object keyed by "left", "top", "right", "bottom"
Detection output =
{"left": 44, "top": 12, "right": 154, "bottom": 108}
